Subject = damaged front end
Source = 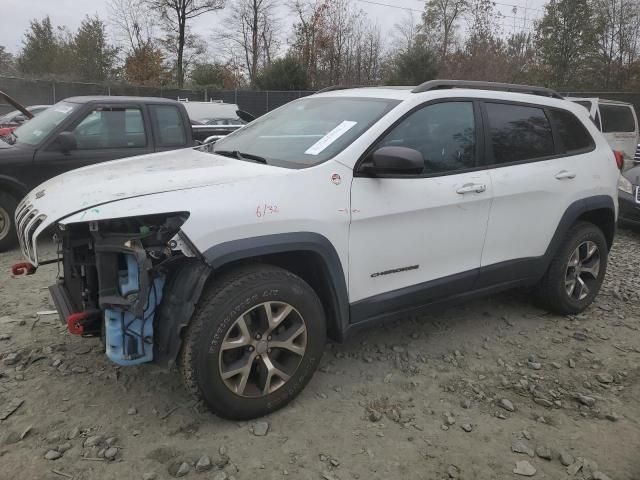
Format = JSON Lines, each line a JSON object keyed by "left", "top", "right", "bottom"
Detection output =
{"left": 47, "top": 212, "right": 208, "bottom": 367}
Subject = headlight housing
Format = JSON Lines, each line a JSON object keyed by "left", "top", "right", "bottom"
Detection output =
{"left": 618, "top": 176, "right": 633, "bottom": 194}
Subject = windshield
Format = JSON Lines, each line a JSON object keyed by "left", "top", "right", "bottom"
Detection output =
{"left": 213, "top": 96, "right": 400, "bottom": 166}
{"left": 12, "top": 102, "right": 76, "bottom": 146}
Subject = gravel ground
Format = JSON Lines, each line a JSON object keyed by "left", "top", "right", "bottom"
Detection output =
{"left": 1, "top": 227, "right": 639, "bottom": 480}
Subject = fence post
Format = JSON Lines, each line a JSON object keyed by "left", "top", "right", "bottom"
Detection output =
{"left": 52, "top": 81, "right": 56, "bottom": 103}
{"left": 107, "top": 84, "right": 111, "bottom": 96}
{"left": 266, "top": 90, "right": 269, "bottom": 112}
{"left": 234, "top": 89, "right": 238, "bottom": 105}
{"left": 204, "top": 87, "right": 207, "bottom": 102}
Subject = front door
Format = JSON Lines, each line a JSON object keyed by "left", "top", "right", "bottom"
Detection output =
{"left": 348, "top": 100, "right": 493, "bottom": 321}
{"left": 32, "top": 105, "right": 153, "bottom": 186}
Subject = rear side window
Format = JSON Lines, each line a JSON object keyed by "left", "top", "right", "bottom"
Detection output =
{"left": 149, "top": 105, "right": 187, "bottom": 146}
{"left": 600, "top": 104, "right": 636, "bottom": 133}
{"left": 485, "top": 103, "right": 554, "bottom": 164}
{"left": 549, "top": 109, "right": 594, "bottom": 153}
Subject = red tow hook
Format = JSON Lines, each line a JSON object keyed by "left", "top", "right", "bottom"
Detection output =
{"left": 67, "top": 312, "right": 89, "bottom": 335}
{"left": 11, "top": 262, "right": 36, "bottom": 276}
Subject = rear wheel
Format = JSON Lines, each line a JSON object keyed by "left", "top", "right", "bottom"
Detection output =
{"left": 0, "top": 192, "right": 18, "bottom": 252}
{"left": 535, "top": 222, "right": 608, "bottom": 314}
{"left": 179, "top": 264, "right": 326, "bottom": 420}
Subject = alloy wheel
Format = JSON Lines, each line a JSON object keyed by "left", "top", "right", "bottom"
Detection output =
{"left": 565, "top": 240, "right": 601, "bottom": 301}
{"left": 218, "top": 301, "right": 307, "bottom": 398}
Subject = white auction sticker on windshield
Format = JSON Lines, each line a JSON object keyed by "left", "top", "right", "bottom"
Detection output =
{"left": 304, "top": 121, "right": 357, "bottom": 156}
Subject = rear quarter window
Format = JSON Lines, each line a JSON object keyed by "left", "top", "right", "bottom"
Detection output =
{"left": 600, "top": 104, "right": 637, "bottom": 133}
{"left": 549, "top": 109, "right": 594, "bottom": 153}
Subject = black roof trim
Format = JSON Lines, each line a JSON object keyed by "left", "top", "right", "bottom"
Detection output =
{"left": 315, "top": 85, "right": 369, "bottom": 94}
{"left": 64, "top": 95, "right": 180, "bottom": 104}
{"left": 411, "top": 80, "right": 564, "bottom": 99}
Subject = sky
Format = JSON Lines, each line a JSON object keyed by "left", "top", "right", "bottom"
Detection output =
{"left": 0, "top": 0, "right": 547, "bottom": 56}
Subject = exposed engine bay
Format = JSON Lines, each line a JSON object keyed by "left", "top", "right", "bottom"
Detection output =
{"left": 48, "top": 213, "right": 191, "bottom": 366}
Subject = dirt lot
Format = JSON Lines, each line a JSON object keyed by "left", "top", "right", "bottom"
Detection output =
{"left": 1, "top": 228, "right": 639, "bottom": 480}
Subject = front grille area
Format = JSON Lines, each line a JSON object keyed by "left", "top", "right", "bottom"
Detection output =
{"left": 15, "top": 201, "right": 45, "bottom": 265}
{"left": 635, "top": 143, "right": 640, "bottom": 163}
{"left": 636, "top": 186, "right": 640, "bottom": 204}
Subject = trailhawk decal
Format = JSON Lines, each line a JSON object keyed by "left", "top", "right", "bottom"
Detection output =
{"left": 371, "top": 265, "right": 419, "bottom": 278}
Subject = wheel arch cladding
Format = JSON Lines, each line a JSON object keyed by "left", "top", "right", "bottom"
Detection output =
{"left": 203, "top": 232, "right": 350, "bottom": 343}
{"left": 546, "top": 195, "right": 616, "bottom": 265}
{"left": 0, "top": 176, "right": 28, "bottom": 203}
{"left": 154, "top": 258, "right": 212, "bottom": 368}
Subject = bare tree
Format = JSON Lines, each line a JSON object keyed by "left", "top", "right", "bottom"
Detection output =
{"left": 146, "top": 0, "right": 225, "bottom": 86}
{"left": 218, "top": 0, "right": 280, "bottom": 86}
{"left": 107, "top": 0, "right": 155, "bottom": 53}
{"left": 422, "top": 0, "right": 469, "bottom": 64}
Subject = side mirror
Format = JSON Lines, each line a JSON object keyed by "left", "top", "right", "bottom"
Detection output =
{"left": 369, "top": 146, "right": 424, "bottom": 175}
{"left": 236, "top": 110, "right": 255, "bottom": 123}
{"left": 56, "top": 132, "right": 77, "bottom": 153}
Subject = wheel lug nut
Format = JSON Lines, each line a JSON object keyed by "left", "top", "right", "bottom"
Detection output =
{"left": 267, "top": 348, "right": 272, "bottom": 353}
{"left": 256, "top": 333, "right": 262, "bottom": 340}
{"left": 267, "top": 335, "right": 272, "bottom": 341}
{"left": 248, "top": 346, "right": 254, "bottom": 352}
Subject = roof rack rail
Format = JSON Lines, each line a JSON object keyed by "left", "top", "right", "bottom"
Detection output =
{"left": 411, "top": 80, "right": 564, "bottom": 99}
{"left": 315, "top": 85, "right": 368, "bottom": 94}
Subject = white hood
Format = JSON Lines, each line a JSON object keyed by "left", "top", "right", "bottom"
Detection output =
{"left": 23, "top": 147, "right": 283, "bottom": 223}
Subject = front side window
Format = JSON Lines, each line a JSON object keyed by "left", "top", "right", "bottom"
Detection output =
{"left": 549, "top": 109, "right": 594, "bottom": 153}
{"left": 73, "top": 107, "right": 146, "bottom": 149}
{"left": 149, "top": 105, "right": 187, "bottom": 146}
{"left": 600, "top": 104, "right": 636, "bottom": 133}
{"left": 213, "top": 97, "right": 400, "bottom": 167}
{"left": 485, "top": 103, "right": 554, "bottom": 164}
{"left": 375, "top": 101, "right": 476, "bottom": 174}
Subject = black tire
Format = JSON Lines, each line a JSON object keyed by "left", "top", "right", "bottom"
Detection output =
{"left": 535, "top": 221, "right": 608, "bottom": 315}
{"left": 179, "top": 264, "right": 326, "bottom": 420}
{"left": 0, "top": 192, "right": 18, "bottom": 252}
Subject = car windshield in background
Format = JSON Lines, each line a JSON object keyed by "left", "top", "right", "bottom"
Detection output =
{"left": 213, "top": 97, "right": 400, "bottom": 166}
{"left": 12, "top": 102, "right": 76, "bottom": 146}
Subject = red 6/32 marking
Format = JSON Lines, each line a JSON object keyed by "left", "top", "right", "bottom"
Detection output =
{"left": 256, "top": 204, "right": 280, "bottom": 218}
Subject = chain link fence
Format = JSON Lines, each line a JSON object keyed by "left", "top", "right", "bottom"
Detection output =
{"left": 1, "top": 76, "right": 638, "bottom": 119}
{"left": 0, "top": 75, "right": 316, "bottom": 117}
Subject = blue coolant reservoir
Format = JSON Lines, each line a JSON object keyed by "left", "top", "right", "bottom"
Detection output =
{"left": 105, "top": 254, "right": 165, "bottom": 366}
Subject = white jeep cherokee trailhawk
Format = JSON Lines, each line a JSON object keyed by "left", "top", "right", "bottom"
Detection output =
{"left": 14, "top": 80, "right": 620, "bottom": 419}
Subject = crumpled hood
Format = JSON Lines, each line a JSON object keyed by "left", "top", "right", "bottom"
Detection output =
{"left": 22, "top": 147, "right": 284, "bottom": 223}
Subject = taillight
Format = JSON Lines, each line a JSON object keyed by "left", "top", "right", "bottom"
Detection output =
{"left": 613, "top": 150, "right": 624, "bottom": 170}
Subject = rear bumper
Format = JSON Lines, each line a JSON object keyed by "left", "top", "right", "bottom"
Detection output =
{"left": 619, "top": 190, "right": 640, "bottom": 225}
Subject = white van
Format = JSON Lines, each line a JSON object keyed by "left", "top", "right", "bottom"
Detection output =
{"left": 566, "top": 97, "right": 639, "bottom": 169}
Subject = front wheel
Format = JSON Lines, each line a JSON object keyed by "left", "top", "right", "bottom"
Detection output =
{"left": 179, "top": 264, "right": 326, "bottom": 420}
{"left": 0, "top": 192, "right": 18, "bottom": 252}
{"left": 535, "top": 221, "right": 608, "bottom": 315}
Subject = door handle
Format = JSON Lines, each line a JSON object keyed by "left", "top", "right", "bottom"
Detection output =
{"left": 555, "top": 170, "right": 576, "bottom": 180}
{"left": 456, "top": 183, "right": 487, "bottom": 194}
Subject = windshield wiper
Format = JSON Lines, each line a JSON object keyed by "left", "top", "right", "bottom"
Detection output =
{"left": 214, "top": 150, "right": 268, "bottom": 164}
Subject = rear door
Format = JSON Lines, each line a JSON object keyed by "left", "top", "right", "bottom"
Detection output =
{"left": 148, "top": 104, "right": 192, "bottom": 151}
{"left": 32, "top": 103, "right": 153, "bottom": 184}
{"left": 598, "top": 103, "right": 639, "bottom": 169}
{"left": 479, "top": 101, "right": 596, "bottom": 285}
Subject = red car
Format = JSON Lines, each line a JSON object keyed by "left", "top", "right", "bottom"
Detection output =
{"left": 0, "top": 105, "right": 50, "bottom": 137}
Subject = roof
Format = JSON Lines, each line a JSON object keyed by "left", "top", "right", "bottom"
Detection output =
{"left": 63, "top": 96, "right": 180, "bottom": 105}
